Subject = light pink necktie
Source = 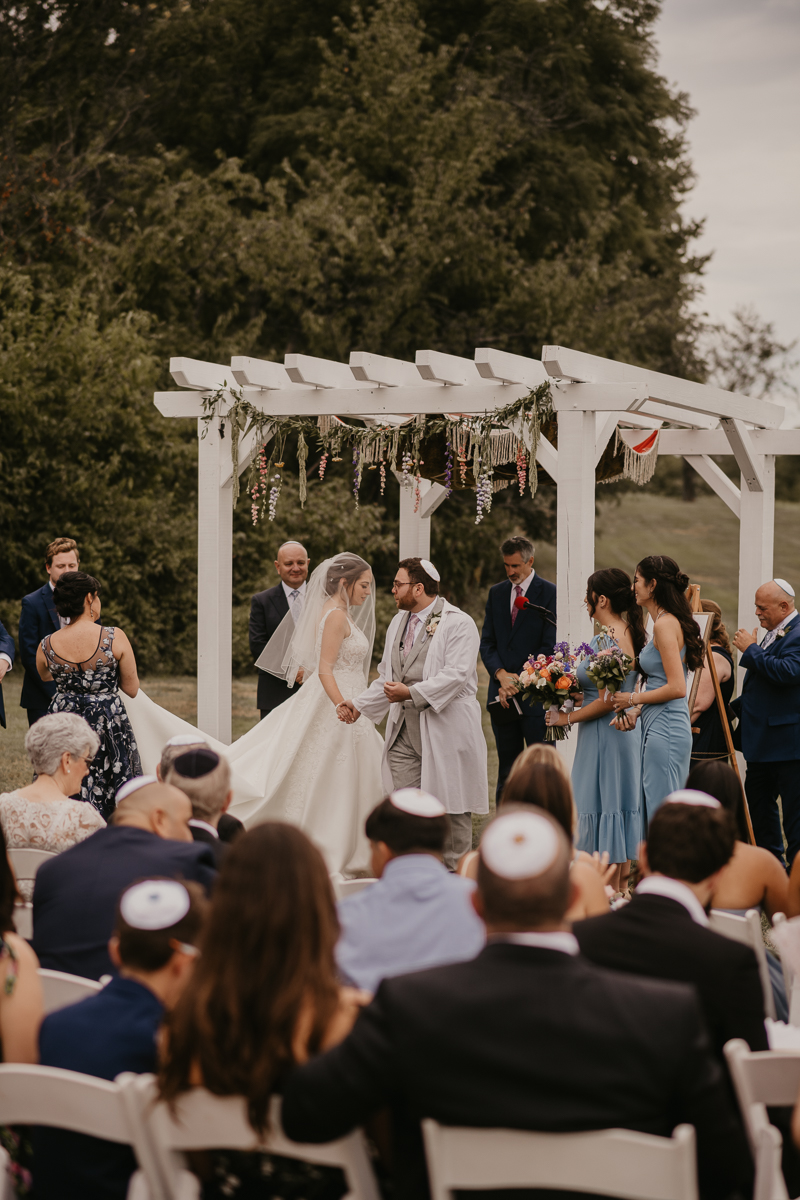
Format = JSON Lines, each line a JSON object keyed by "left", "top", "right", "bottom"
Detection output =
{"left": 403, "top": 614, "right": 420, "bottom": 658}
{"left": 511, "top": 584, "right": 523, "bottom": 626}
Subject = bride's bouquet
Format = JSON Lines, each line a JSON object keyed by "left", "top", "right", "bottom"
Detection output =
{"left": 516, "top": 641, "right": 591, "bottom": 741}
{"left": 583, "top": 630, "right": 635, "bottom": 699}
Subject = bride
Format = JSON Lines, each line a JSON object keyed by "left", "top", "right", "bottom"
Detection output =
{"left": 124, "top": 553, "right": 385, "bottom": 876}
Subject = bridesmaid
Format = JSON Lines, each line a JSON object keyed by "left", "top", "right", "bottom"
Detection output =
{"left": 610, "top": 555, "right": 705, "bottom": 824}
{"left": 546, "top": 568, "right": 645, "bottom": 895}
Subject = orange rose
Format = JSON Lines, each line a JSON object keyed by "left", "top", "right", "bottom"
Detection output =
{"left": 538, "top": 668, "right": 551, "bottom": 681}
{"left": 555, "top": 676, "right": 571, "bottom": 690}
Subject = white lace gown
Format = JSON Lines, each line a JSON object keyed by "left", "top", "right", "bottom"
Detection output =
{"left": 0, "top": 792, "right": 106, "bottom": 898}
{"left": 123, "top": 614, "right": 384, "bottom": 877}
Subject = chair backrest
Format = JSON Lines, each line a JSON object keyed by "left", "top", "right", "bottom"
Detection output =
{"left": 128, "top": 1076, "right": 380, "bottom": 1200}
{"left": 39, "top": 968, "right": 103, "bottom": 1014}
{"left": 13, "top": 903, "right": 32, "bottom": 940}
{"left": 421, "top": 1120, "right": 698, "bottom": 1200}
{"left": 709, "top": 908, "right": 776, "bottom": 1020}
{"left": 723, "top": 1039, "right": 800, "bottom": 1200}
{"left": 7, "top": 847, "right": 57, "bottom": 880}
{"left": 334, "top": 878, "right": 377, "bottom": 901}
{"left": 771, "top": 913, "right": 797, "bottom": 1022}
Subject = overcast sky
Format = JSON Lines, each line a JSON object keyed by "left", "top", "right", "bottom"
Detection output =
{"left": 654, "top": 0, "right": 800, "bottom": 399}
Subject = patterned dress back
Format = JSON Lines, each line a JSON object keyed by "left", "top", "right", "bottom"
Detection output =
{"left": 42, "top": 627, "right": 141, "bottom": 820}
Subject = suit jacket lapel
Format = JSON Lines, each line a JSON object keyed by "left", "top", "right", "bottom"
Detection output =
{"left": 42, "top": 583, "right": 59, "bottom": 633}
{"left": 391, "top": 616, "right": 406, "bottom": 680}
{"left": 404, "top": 597, "right": 444, "bottom": 674}
{"left": 509, "top": 576, "right": 539, "bottom": 646}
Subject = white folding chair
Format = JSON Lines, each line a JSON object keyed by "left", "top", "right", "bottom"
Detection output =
{"left": 0, "top": 1064, "right": 158, "bottom": 1199}
{"left": 12, "top": 903, "right": 32, "bottom": 940}
{"left": 127, "top": 1075, "right": 380, "bottom": 1200}
{"left": 724, "top": 1037, "right": 800, "bottom": 1200}
{"left": 334, "top": 878, "right": 377, "bottom": 901}
{"left": 710, "top": 908, "right": 777, "bottom": 1020}
{"left": 421, "top": 1119, "right": 698, "bottom": 1200}
{"left": 7, "top": 847, "right": 57, "bottom": 883}
{"left": 39, "top": 967, "right": 103, "bottom": 1014}
{"left": 771, "top": 914, "right": 797, "bottom": 1023}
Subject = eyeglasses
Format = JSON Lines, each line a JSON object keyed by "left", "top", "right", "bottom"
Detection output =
{"left": 391, "top": 579, "right": 413, "bottom": 591}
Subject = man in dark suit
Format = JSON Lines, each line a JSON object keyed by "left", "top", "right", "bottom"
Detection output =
{"left": 575, "top": 793, "right": 768, "bottom": 1059}
{"left": 283, "top": 807, "right": 752, "bottom": 1200}
{"left": 33, "top": 778, "right": 216, "bottom": 979}
{"left": 165, "top": 746, "right": 234, "bottom": 867}
{"left": 480, "top": 535, "right": 557, "bottom": 799}
{"left": 249, "top": 540, "right": 310, "bottom": 720}
{"left": 18, "top": 536, "right": 80, "bottom": 726}
{"left": 35, "top": 877, "right": 206, "bottom": 1200}
{"left": 0, "top": 619, "right": 14, "bottom": 730}
{"left": 733, "top": 579, "right": 800, "bottom": 866}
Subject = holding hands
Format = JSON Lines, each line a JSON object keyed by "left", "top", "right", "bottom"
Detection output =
{"left": 336, "top": 701, "right": 360, "bottom": 724}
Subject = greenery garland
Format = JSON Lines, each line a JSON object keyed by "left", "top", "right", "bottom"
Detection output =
{"left": 200, "top": 381, "right": 553, "bottom": 525}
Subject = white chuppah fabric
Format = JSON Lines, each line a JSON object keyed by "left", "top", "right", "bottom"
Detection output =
{"left": 355, "top": 600, "right": 489, "bottom": 816}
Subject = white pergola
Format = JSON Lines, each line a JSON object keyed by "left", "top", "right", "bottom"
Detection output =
{"left": 156, "top": 346, "right": 797, "bottom": 743}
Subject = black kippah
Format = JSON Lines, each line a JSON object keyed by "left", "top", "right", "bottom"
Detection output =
{"left": 173, "top": 748, "right": 220, "bottom": 779}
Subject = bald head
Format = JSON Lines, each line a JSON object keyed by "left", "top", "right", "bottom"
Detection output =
{"left": 474, "top": 807, "right": 574, "bottom": 932}
{"left": 755, "top": 581, "right": 796, "bottom": 631}
{"left": 113, "top": 782, "right": 193, "bottom": 842}
{"left": 274, "top": 542, "right": 309, "bottom": 589}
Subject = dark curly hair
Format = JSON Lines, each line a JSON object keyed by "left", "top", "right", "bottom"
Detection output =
{"left": 636, "top": 555, "right": 705, "bottom": 671}
{"left": 52, "top": 571, "right": 102, "bottom": 620}
{"left": 586, "top": 568, "right": 646, "bottom": 658}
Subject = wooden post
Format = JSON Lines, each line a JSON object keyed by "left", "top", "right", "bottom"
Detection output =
{"left": 706, "top": 644, "right": 756, "bottom": 845}
{"left": 556, "top": 410, "right": 595, "bottom": 647}
{"left": 196, "top": 417, "right": 233, "bottom": 744}
{"left": 737, "top": 455, "right": 775, "bottom": 693}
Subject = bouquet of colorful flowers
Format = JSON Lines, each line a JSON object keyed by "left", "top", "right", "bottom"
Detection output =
{"left": 516, "top": 641, "right": 593, "bottom": 741}
{"left": 583, "top": 630, "right": 635, "bottom": 698}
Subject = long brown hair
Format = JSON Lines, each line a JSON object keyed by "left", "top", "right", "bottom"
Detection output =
{"left": 500, "top": 745, "right": 575, "bottom": 838}
{"left": 636, "top": 555, "right": 705, "bottom": 672}
{"left": 158, "top": 823, "right": 341, "bottom": 1134}
{"left": 586, "top": 567, "right": 646, "bottom": 657}
{"left": 701, "top": 600, "right": 732, "bottom": 654}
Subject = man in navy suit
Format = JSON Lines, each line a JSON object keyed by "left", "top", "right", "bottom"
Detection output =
{"left": 480, "top": 536, "right": 557, "bottom": 800}
{"left": 249, "top": 540, "right": 309, "bottom": 719}
{"left": 18, "top": 536, "right": 80, "bottom": 726}
{"left": 32, "top": 778, "right": 216, "bottom": 979}
{"left": 734, "top": 578, "right": 800, "bottom": 866}
{"left": 0, "top": 620, "right": 14, "bottom": 730}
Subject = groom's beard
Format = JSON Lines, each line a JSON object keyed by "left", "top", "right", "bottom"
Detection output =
{"left": 395, "top": 595, "right": 417, "bottom": 612}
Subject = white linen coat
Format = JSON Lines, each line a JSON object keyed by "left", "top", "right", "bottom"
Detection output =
{"left": 355, "top": 600, "right": 489, "bottom": 815}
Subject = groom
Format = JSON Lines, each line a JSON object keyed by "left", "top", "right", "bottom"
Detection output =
{"left": 342, "top": 558, "right": 489, "bottom": 871}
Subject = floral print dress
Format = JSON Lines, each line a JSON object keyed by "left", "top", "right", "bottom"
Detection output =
{"left": 42, "top": 627, "right": 142, "bottom": 820}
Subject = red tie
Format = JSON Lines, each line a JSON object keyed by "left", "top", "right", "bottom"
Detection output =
{"left": 511, "top": 584, "right": 523, "bottom": 626}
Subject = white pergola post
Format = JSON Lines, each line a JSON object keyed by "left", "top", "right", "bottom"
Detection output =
{"left": 197, "top": 418, "right": 233, "bottom": 743}
{"left": 738, "top": 455, "right": 775, "bottom": 642}
{"left": 396, "top": 478, "right": 449, "bottom": 559}
{"left": 556, "top": 409, "right": 596, "bottom": 647}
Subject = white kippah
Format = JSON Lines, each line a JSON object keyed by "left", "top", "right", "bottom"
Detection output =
{"left": 665, "top": 789, "right": 721, "bottom": 809}
{"left": 165, "top": 733, "right": 208, "bottom": 748}
{"left": 115, "top": 775, "right": 158, "bottom": 803}
{"left": 420, "top": 559, "right": 441, "bottom": 583}
{"left": 481, "top": 811, "right": 560, "bottom": 880}
{"left": 120, "top": 880, "right": 190, "bottom": 931}
{"left": 390, "top": 788, "right": 447, "bottom": 818}
{"left": 774, "top": 578, "right": 796, "bottom": 599}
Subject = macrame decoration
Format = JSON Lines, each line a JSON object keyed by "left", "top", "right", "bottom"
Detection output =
{"left": 598, "top": 428, "right": 661, "bottom": 488}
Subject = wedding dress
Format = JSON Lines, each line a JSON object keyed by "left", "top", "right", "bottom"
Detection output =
{"left": 123, "top": 554, "right": 385, "bottom": 877}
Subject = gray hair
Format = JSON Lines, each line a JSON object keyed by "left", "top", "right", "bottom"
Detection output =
{"left": 25, "top": 713, "right": 100, "bottom": 777}
{"left": 501, "top": 535, "right": 535, "bottom": 561}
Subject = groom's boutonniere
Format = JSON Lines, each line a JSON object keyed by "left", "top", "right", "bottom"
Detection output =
{"left": 426, "top": 614, "right": 442, "bottom": 637}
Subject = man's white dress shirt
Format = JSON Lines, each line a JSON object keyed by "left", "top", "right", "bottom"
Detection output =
{"left": 510, "top": 569, "right": 536, "bottom": 617}
{"left": 282, "top": 579, "right": 307, "bottom": 623}
{"left": 761, "top": 609, "right": 798, "bottom": 650}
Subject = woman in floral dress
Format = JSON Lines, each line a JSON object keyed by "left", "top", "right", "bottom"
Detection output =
{"left": 36, "top": 572, "right": 141, "bottom": 820}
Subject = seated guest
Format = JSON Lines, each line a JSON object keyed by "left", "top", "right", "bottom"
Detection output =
{"left": 282, "top": 808, "right": 752, "bottom": 1200}
{"left": 165, "top": 748, "right": 234, "bottom": 866}
{"left": 159, "top": 823, "right": 368, "bottom": 1200}
{"left": 32, "top": 777, "right": 216, "bottom": 979}
{"left": 0, "top": 714, "right": 105, "bottom": 896}
{"left": 36, "top": 879, "right": 206, "bottom": 1200}
{"left": 336, "top": 790, "right": 484, "bottom": 993}
{"left": 575, "top": 791, "right": 768, "bottom": 1057}
{"left": 158, "top": 734, "right": 244, "bottom": 845}
{"left": 0, "top": 825, "right": 43, "bottom": 1062}
{"left": 467, "top": 743, "right": 610, "bottom": 919}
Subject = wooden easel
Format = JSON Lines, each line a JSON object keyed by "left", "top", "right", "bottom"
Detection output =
{"left": 687, "top": 584, "right": 756, "bottom": 845}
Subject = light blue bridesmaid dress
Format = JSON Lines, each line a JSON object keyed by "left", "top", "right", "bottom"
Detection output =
{"left": 573, "top": 634, "right": 642, "bottom": 861}
{"left": 638, "top": 636, "right": 691, "bottom": 823}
